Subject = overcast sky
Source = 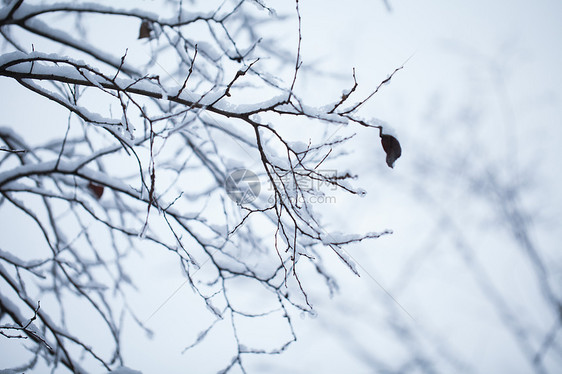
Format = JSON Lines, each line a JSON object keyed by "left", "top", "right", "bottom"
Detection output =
{"left": 1, "top": 0, "right": 561, "bottom": 373}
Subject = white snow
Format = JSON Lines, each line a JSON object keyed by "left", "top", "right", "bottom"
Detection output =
{"left": 104, "top": 368, "right": 143, "bottom": 374}
{"left": 288, "top": 141, "right": 309, "bottom": 154}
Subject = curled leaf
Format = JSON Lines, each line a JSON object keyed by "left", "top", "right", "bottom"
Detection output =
{"left": 138, "top": 20, "right": 152, "bottom": 39}
{"left": 88, "top": 182, "right": 104, "bottom": 199}
{"left": 380, "top": 134, "right": 401, "bottom": 168}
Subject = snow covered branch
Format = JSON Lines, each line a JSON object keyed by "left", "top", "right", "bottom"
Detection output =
{"left": 0, "top": 1, "right": 401, "bottom": 372}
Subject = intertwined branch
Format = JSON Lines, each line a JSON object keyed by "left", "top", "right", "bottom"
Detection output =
{"left": 0, "top": 1, "right": 398, "bottom": 372}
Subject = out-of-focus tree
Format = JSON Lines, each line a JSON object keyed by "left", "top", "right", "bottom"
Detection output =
{"left": 0, "top": 0, "right": 400, "bottom": 372}
{"left": 304, "top": 44, "right": 562, "bottom": 374}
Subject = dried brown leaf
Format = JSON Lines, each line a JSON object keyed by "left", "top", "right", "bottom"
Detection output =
{"left": 88, "top": 182, "right": 104, "bottom": 199}
{"left": 381, "top": 134, "right": 402, "bottom": 168}
{"left": 138, "top": 20, "right": 152, "bottom": 39}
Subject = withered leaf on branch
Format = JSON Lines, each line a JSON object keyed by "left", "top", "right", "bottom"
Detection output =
{"left": 87, "top": 182, "right": 104, "bottom": 199}
{"left": 380, "top": 134, "right": 402, "bottom": 168}
{"left": 138, "top": 20, "right": 152, "bottom": 39}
